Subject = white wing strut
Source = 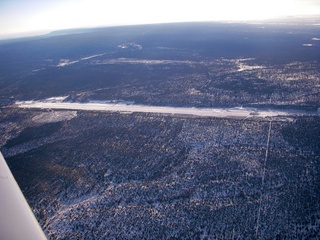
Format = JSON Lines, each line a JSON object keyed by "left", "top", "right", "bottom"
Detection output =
{"left": 0, "top": 152, "right": 47, "bottom": 240}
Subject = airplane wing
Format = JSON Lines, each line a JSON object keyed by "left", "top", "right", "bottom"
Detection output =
{"left": 0, "top": 152, "right": 47, "bottom": 240}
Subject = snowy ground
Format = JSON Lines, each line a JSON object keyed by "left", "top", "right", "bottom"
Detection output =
{"left": 32, "top": 111, "right": 77, "bottom": 124}
{"left": 15, "top": 100, "right": 312, "bottom": 119}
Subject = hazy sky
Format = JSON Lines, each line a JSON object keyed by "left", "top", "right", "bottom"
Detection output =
{"left": 1, "top": 0, "right": 320, "bottom": 38}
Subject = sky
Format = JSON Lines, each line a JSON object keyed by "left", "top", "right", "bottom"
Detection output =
{"left": 0, "top": 0, "right": 320, "bottom": 39}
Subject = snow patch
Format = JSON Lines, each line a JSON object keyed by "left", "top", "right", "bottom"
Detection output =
{"left": 187, "top": 88, "right": 201, "bottom": 95}
{"left": 44, "top": 96, "right": 68, "bottom": 102}
{"left": 57, "top": 59, "right": 79, "bottom": 67}
{"left": 94, "top": 58, "right": 196, "bottom": 65}
{"left": 80, "top": 54, "right": 104, "bottom": 60}
{"left": 32, "top": 111, "right": 77, "bottom": 123}
{"left": 118, "top": 43, "right": 143, "bottom": 50}
{"left": 235, "top": 58, "right": 264, "bottom": 72}
{"left": 302, "top": 44, "right": 313, "bottom": 47}
{"left": 57, "top": 54, "right": 104, "bottom": 67}
{"left": 32, "top": 68, "right": 45, "bottom": 72}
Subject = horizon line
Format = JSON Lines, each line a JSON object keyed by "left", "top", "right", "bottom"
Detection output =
{"left": 1, "top": 16, "right": 319, "bottom": 41}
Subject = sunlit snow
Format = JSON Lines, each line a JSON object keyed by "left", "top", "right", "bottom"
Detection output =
{"left": 15, "top": 100, "right": 312, "bottom": 119}
{"left": 32, "top": 111, "right": 77, "bottom": 123}
{"left": 57, "top": 54, "right": 104, "bottom": 67}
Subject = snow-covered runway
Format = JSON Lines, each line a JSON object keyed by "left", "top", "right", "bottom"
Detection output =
{"left": 15, "top": 100, "right": 310, "bottom": 119}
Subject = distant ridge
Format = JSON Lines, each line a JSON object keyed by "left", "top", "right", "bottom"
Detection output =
{"left": 0, "top": 35, "right": 44, "bottom": 45}
{"left": 46, "top": 27, "right": 108, "bottom": 37}
{"left": 1, "top": 16, "right": 319, "bottom": 45}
